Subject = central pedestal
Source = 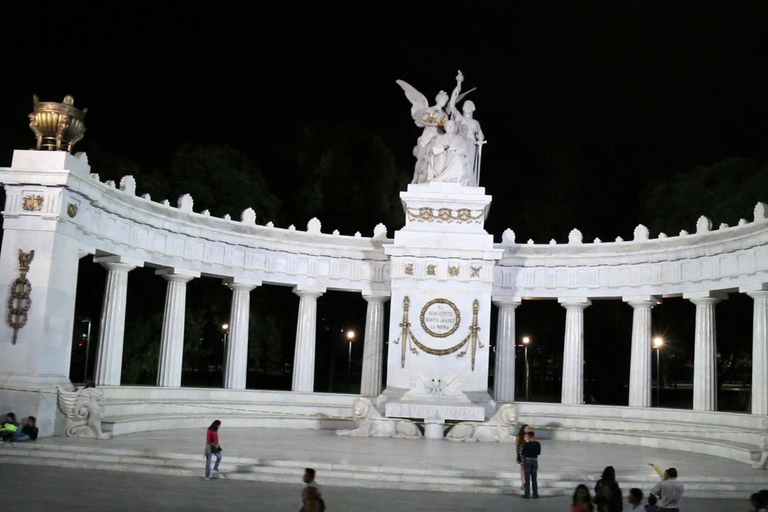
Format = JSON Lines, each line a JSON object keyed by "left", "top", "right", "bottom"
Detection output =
{"left": 380, "top": 182, "right": 503, "bottom": 421}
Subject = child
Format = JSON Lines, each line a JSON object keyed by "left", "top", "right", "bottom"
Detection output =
{"left": 645, "top": 494, "right": 659, "bottom": 512}
{"left": 627, "top": 488, "right": 643, "bottom": 511}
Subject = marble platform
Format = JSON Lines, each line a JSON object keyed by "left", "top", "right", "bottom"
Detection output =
{"left": 2, "top": 427, "right": 768, "bottom": 499}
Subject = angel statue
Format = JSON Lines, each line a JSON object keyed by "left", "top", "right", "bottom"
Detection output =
{"left": 396, "top": 70, "right": 484, "bottom": 186}
{"left": 57, "top": 385, "right": 111, "bottom": 439}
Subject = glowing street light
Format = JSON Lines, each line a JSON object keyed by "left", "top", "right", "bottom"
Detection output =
{"left": 222, "top": 323, "right": 229, "bottom": 347}
{"left": 653, "top": 336, "right": 664, "bottom": 406}
{"left": 347, "top": 330, "right": 356, "bottom": 380}
{"left": 522, "top": 336, "right": 531, "bottom": 401}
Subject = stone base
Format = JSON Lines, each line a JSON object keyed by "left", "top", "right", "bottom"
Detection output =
{"left": 0, "top": 373, "right": 73, "bottom": 438}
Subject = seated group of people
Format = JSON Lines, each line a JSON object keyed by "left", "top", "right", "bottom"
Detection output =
{"left": 0, "top": 413, "right": 38, "bottom": 443}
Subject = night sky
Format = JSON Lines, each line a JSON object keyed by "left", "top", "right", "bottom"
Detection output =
{"left": 3, "top": 3, "right": 768, "bottom": 401}
{"left": 3, "top": 2, "right": 768, "bottom": 240}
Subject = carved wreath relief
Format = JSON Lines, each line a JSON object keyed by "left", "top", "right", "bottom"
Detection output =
{"left": 6, "top": 250, "right": 34, "bottom": 344}
{"left": 394, "top": 296, "right": 483, "bottom": 370}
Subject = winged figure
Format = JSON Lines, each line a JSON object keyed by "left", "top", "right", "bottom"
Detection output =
{"left": 396, "top": 71, "right": 482, "bottom": 185}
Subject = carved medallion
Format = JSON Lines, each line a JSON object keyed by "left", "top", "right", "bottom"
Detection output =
{"left": 67, "top": 203, "right": 78, "bottom": 218}
{"left": 22, "top": 195, "right": 43, "bottom": 212}
{"left": 426, "top": 264, "right": 436, "bottom": 276}
{"left": 420, "top": 298, "right": 461, "bottom": 338}
{"left": 448, "top": 265, "right": 459, "bottom": 277}
{"left": 404, "top": 263, "right": 414, "bottom": 275}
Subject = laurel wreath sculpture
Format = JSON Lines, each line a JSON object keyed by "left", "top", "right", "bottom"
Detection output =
{"left": 7, "top": 249, "right": 34, "bottom": 344}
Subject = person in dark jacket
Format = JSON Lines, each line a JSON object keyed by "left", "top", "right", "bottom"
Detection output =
{"left": 11, "top": 416, "right": 38, "bottom": 442}
{"left": 521, "top": 431, "right": 541, "bottom": 499}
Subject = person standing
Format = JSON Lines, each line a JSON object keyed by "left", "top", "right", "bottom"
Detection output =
{"left": 204, "top": 420, "right": 222, "bottom": 480}
{"left": 521, "top": 430, "right": 541, "bottom": 499}
{"left": 649, "top": 467, "right": 684, "bottom": 512}
{"left": 594, "top": 466, "right": 623, "bottom": 512}
{"left": 515, "top": 424, "right": 530, "bottom": 490}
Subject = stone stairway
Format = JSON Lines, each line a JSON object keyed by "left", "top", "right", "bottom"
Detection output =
{"left": 1, "top": 442, "right": 763, "bottom": 499}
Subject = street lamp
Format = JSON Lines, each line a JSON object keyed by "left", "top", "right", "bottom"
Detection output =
{"left": 346, "top": 330, "right": 356, "bottom": 380}
{"left": 82, "top": 318, "right": 92, "bottom": 384}
{"left": 222, "top": 323, "right": 229, "bottom": 346}
{"left": 653, "top": 336, "right": 664, "bottom": 406}
{"left": 522, "top": 336, "right": 531, "bottom": 401}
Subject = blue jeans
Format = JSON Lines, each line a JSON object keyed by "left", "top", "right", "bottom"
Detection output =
{"left": 205, "top": 445, "right": 221, "bottom": 478}
{"left": 11, "top": 431, "right": 29, "bottom": 442}
{"left": 524, "top": 458, "right": 538, "bottom": 497}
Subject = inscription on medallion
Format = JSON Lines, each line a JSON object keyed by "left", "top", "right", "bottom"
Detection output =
{"left": 420, "top": 298, "right": 461, "bottom": 338}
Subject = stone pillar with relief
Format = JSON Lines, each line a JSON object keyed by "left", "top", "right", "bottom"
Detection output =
{"left": 686, "top": 292, "right": 726, "bottom": 411}
{"left": 0, "top": 150, "right": 95, "bottom": 437}
{"left": 743, "top": 285, "right": 768, "bottom": 415}
{"left": 292, "top": 286, "right": 324, "bottom": 393}
{"left": 625, "top": 297, "right": 659, "bottom": 407}
{"left": 156, "top": 269, "right": 199, "bottom": 387}
{"left": 559, "top": 298, "right": 591, "bottom": 404}
{"left": 382, "top": 182, "right": 503, "bottom": 422}
{"left": 360, "top": 292, "right": 389, "bottom": 396}
{"left": 223, "top": 279, "right": 260, "bottom": 390}
{"left": 492, "top": 297, "right": 521, "bottom": 403}
{"left": 94, "top": 257, "right": 142, "bottom": 386}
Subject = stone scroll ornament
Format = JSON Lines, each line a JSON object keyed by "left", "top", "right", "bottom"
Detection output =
{"left": 393, "top": 296, "right": 483, "bottom": 370}
{"left": 6, "top": 250, "right": 34, "bottom": 344}
{"left": 57, "top": 386, "right": 111, "bottom": 439}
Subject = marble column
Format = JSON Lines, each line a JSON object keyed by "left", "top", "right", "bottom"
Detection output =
{"left": 745, "top": 287, "right": 768, "bottom": 415}
{"left": 94, "top": 261, "right": 138, "bottom": 386}
{"left": 626, "top": 297, "right": 659, "bottom": 407}
{"left": 559, "top": 298, "right": 591, "bottom": 404}
{"left": 223, "top": 279, "right": 260, "bottom": 390}
{"left": 688, "top": 293, "right": 725, "bottom": 411}
{"left": 360, "top": 293, "right": 389, "bottom": 396}
{"left": 492, "top": 297, "right": 521, "bottom": 402}
{"left": 156, "top": 270, "right": 198, "bottom": 387}
{"left": 292, "top": 286, "right": 324, "bottom": 393}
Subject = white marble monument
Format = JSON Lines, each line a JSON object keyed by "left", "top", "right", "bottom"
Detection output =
{"left": 380, "top": 72, "right": 500, "bottom": 434}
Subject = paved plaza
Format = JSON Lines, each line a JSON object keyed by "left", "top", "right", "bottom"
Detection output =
{"left": 0, "top": 463, "right": 748, "bottom": 512}
{"left": 1, "top": 428, "right": 766, "bottom": 511}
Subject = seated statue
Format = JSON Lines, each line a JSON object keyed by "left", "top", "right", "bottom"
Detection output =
{"left": 445, "top": 403, "right": 518, "bottom": 442}
{"left": 336, "top": 397, "right": 422, "bottom": 439}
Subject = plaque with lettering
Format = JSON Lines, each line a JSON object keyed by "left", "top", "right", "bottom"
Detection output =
{"left": 419, "top": 298, "right": 461, "bottom": 338}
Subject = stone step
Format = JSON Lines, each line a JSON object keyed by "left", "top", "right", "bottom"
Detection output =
{"left": 101, "top": 400, "right": 351, "bottom": 418}
{"left": 546, "top": 429, "right": 760, "bottom": 465}
{"left": 527, "top": 413, "right": 765, "bottom": 445}
{"left": 0, "top": 444, "right": 760, "bottom": 499}
{"left": 102, "top": 413, "right": 354, "bottom": 436}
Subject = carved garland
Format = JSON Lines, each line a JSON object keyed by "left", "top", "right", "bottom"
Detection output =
{"left": 393, "top": 296, "right": 483, "bottom": 370}
{"left": 7, "top": 250, "right": 34, "bottom": 344}
{"left": 405, "top": 207, "right": 484, "bottom": 224}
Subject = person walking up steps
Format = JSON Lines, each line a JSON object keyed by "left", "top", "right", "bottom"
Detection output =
{"left": 204, "top": 420, "right": 222, "bottom": 480}
{"left": 521, "top": 430, "right": 541, "bottom": 499}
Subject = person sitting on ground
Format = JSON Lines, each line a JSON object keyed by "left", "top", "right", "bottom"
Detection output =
{"left": 645, "top": 493, "right": 659, "bottom": 512}
{"left": 649, "top": 467, "right": 684, "bottom": 511}
{"left": 572, "top": 484, "right": 595, "bottom": 512}
{"left": 627, "top": 488, "right": 643, "bottom": 511}
{"left": 0, "top": 413, "right": 19, "bottom": 441}
{"left": 10, "top": 416, "right": 38, "bottom": 443}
